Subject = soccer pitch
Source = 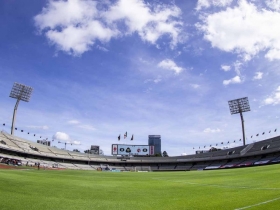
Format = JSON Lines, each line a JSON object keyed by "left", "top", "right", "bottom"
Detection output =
{"left": 0, "top": 165, "right": 280, "bottom": 210}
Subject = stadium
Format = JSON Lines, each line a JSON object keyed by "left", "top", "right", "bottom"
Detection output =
{"left": 2, "top": 0, "right": 280, "bottom": 209}
{"left": 1, "top": 85, "right": 280, "bottom": 210}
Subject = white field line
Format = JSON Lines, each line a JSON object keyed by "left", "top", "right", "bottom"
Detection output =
{"left": 234, "top": 196, "right": 280, "bottom": 210}
{"left": 152, "top": 178, "right": 280, "bottom": 190}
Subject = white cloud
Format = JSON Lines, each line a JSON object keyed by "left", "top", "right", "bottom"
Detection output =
{"left": 203, "top": 128, "right": 221, "bottom": 133}
{"left": 144, "top": 77, "right": 161, "bottom": 84}
{"left": 190, "top": 84, "right": 200, "bottom": 89}
{"left": 26, "top": 125, "right": 49, "bottom": 130}
{"left": 72, "top": 140, "right": 81, "bottom": 145}
{"left": 78, "top": 124, "right": 96, "bottom": 131}
{"left": 266, "top": 0, "right": 280, "bottom": 11}
{"left": 34, "top": 0, "right": 183, "bottom": 55}
{"left": 154, "top": 78, "right": 162, "bottom": 83}
{"left": 223, "top": 75, "right": 242, "bottom": 85}
{"left": 221, "top": 65, "right": 231, "bottom": 72}
{"left": 67, "top": 120, "right": 80, "bottom": 124}
{"left": 198, "top": 0, "right": 280, "bottom": 61}
{"left": 52, "top": 131, "right": 81, "bottom": 145}
{"left": 105, "top": 0, "right": 183, "bottom": 48}
{"left": 264, "top": 86, "right": 280, "bottom": 105}
{"left": 196, "top": 0, "right": 233, "bottom": 10}
{"left": 67, "top": 120, "right": 96, "bottom": 131}
{"left": 96, "top": 45, "right": 109, "bottom": 52}
{"left": 158, "top": 59, "right": 184, "bottom": 74}
{"left": 253, "top": 71, "right": 263, "bottom": 80}
{"left": 233, "top": 61, "right": 242, "bottom": 75}
{"left": 53, "top": 131, "right": 70, "bottom": 141}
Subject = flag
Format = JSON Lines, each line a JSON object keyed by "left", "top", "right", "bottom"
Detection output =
{"left": 221, "top": 142, "right": 223, "bottom": 144}
{"left": 275, "top": 129, "right": 277, "bottom": 132}
{"left": 118, "top": 135, "right": 120, "bottom": 141}
{"left": 227, "top": 141, "right": 229, "bottom": 144}
{"left": 2, "top": 123, "right": 5, "bottom": 126}
{"left": 239, "top": 139, "right": 241, "bottom": 141}
{"left": 256, "top": 134, "right": 259, "bottom": 136}
{"left": 234, "top": 140, "right": 236, "bottom": 142}
{"left": 28, "top": 132, "right": 29, "bottom": 134}
{"left": 193, "top": 147, "right": 194, "bottom": 149}
{"left": 262, "top": 132, "right": 265, "bottom": 135}
{"left": 34, "top": 134, "right": 36, "bottom": 136}
{"left": 131, "top": 135, "right": 133, "bottom": 141}
{"left": 269, "top": 130, "right": 271, "bottom": 133}
{"left": 216, "top": 144, "right": 218, "bottom": 146}
{"left": 15, "top": 128, "right": 17, "bottom": 130}
{"left": 21, "top": 130, "right": 23, "bottom": 132}
{"left": 124, "top": 132, "right": 127, "bottom": 139}
{"left": 251, "top": 135, "right": 253, "bottom": 138}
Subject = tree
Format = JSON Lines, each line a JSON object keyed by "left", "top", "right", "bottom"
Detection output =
{"left": 99, "top": 149, "right": 104, "bottom": 155}
{"left": 154, "top": 153, "right": 162, "bottom": 157}
{"left": 209, "top": 147, "right": 221, "bottom": 152}
{"left": 162, "top": 151, "right": 169, "bottom": 157}
{"left": 84, "top": 150, "right": 90, "bottom": 154}
{"left": 73, "top": 149, "right": 80, "bottom": 153}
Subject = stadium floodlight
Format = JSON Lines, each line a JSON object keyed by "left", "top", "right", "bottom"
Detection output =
{"left": 228, "top": 97, "right": 250, "bottom": 146}
{"left": 9, "top": 82, "right": 33, "bottom": 135}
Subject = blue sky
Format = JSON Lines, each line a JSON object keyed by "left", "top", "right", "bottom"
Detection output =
{"left": 1, "top": 0, "right": 280, "bottom": 156}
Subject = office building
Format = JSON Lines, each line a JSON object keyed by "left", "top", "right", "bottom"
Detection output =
{"left": 148, "top": 135, "right": 161, "bottom": 155}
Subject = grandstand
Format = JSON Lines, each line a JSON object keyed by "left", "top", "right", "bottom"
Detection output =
{"left": 1, "top": 130, "right": 280, "bottom": 171}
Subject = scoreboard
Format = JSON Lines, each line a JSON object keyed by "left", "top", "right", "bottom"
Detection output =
{"left": 112, "top": 144, "right": 154, "bottom": 156}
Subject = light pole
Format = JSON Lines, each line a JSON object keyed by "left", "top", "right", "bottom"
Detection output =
{"left": 58, "top": 141, "right": 72, "bottom": 150}
{"left": 228, "top": 97, "right": 251, "bottom": 146}
{"left": 9, "top": 82, "right": 33, "bottom": 135}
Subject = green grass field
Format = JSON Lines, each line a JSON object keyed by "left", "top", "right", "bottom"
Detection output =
{"left": 0, "top": 164, "right": 280, "bottom": 210}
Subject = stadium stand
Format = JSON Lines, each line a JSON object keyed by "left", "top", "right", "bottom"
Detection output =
{"left": 175, "top": 163, "right": 193, "bottom": 171}
{"left": 235, "top": 157, "right": 261, "bottom": 167}
{"left": 1, "top": 130, "right": 280, "bottom": 171}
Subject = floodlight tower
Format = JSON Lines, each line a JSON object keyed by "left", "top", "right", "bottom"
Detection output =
{"left": 228, "top": 97, "right": 250, "bottom": 146}
{"left": 9, "top": 82, "right": 33, "bottom": 135}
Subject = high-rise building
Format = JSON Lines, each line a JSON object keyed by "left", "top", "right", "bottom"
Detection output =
{"left": 148, "top": 135, "right": 161, "bottom": 155}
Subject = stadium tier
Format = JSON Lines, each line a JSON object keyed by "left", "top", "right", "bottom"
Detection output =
{"left": 1, "top": 130, "right": 280, "bottom": 171}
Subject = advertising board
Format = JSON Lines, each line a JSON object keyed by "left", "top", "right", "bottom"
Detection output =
{"left": 112, "top": 144, "right": 154, "bottom": 156}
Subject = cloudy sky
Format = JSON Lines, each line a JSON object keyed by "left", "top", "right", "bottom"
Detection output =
{"left": 1, "top": 0, "right": 280, "bottom": 156}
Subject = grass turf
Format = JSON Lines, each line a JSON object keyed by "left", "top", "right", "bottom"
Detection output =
{"left": 0, "top": 164, "right": 280, "bottom": 210}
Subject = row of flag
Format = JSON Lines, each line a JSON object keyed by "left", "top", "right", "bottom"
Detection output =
{"left": 193, "top": 128, "right": 278, "bottom": 150}
{"left": 253, "top": 129, "right": 277, "bottom": 137}
{"left": 118, "top": 132, "right": 134, "bottom": 141}
{"left": 2, "top": 123, "right": 48, "bottom": 140}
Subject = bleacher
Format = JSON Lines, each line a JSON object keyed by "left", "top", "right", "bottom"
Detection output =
{"left": 235, "top": 157, "right": 261, "bottom": 167}
{"left": 1, "top": 130, "right": 280, "bottom": 171}
{"left": 190, "top": 162, "right": 210, "bottom": 170}
{"left": 175, "top": 163, "right": 193, "bottom": 171}
{"left": 247, "top": 136, "right": 280, "bottom": 154}
{"left": 158, "top": 165, "right": 176, "bottom": 170}
{"left": 204, "top": 160, "right": 227, "bottom": 170}
{"left": 0, "top": 132, "right": 23, "bottom": 151}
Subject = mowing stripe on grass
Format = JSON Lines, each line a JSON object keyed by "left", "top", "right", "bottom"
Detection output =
{"left": 234, "top": 196, "right": 280, "bottom": 210}
{"left": 153, "top": 178, "right": 280, "bottom": 190}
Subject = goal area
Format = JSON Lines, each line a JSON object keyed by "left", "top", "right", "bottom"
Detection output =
{"left": 134, "top": 166, "right": 152, "bottom": 172}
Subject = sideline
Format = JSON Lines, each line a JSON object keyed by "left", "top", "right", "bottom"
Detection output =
{"left": 234, "top": 196, "right": 280, "bottom": 210}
